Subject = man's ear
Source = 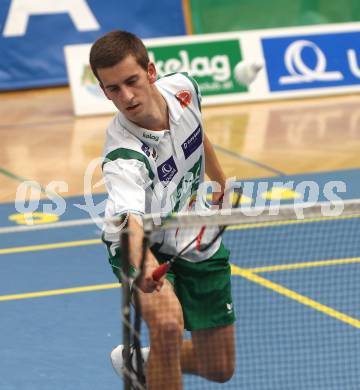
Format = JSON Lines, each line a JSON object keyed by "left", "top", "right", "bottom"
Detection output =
{"left": 147, "top": 62, "right": 157, "bottom": 84}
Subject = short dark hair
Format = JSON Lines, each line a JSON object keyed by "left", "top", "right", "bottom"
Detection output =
{"left": 89, "top": 30, "right": 149, "bottom": 81}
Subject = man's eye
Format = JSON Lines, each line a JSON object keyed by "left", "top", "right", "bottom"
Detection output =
{"left": 127, "top": 78, "right": 137, "bottom": 85}
{"left": 109, "top": 86, "right": 119, "bottom": 92}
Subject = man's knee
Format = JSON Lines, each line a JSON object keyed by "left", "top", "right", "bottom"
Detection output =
{"left": 158, "top": 318, "right": 183, "bottom": 341}
{"left": 149, "top": 317, "right": 183, "bottom": 359}
{"left": 144, "top": 304, "right": 183, "bottom": 331}
{"left": 143, "top": 304, "right": 184, "bottom": 343}
{"left": 192, "top": 324, "right": 236, "bottom": 383}
{"left": 200, "top": 360, "right": 235, "bottom": 383}
{"left": 140, "top": 283, "right": 183, "bottom": 330}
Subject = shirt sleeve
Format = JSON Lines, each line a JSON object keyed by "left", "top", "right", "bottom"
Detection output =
{"left": 181, "top": 72, "right": 202, "bottom": 110}
{"left": 103, "top": 157, "right": 152, "bottom": 217}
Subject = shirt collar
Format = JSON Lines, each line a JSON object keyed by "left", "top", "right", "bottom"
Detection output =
{"left": 116, "top": 112, "right": 166, "bottom": 146}
{"left": 156, "top": 83, "right": 182, "bottom": 124}
{"left": 116, "top": 83, "right": 182, "bottom": 146}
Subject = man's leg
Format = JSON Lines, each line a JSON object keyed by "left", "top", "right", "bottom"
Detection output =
{"left": 190, "top": 324, "right": 236, "bottom": 383}
{"left": 173, "top": 246, "right": 236, "bottom": 381}
{"left": 116, "top": 289, "right": 235, "bottom": 386}
{"left": 179, "top": 339, "right": 198, "bottom": 374}
{"left": 139, "top": 279, "right": 184, "bottom": 390}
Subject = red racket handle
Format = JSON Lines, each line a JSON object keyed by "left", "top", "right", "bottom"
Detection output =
{"left": 196, "top": 226, "right": 206, "bottom": 251}
{"left": 152, "top": 262, "right": 171, "bottom": 281}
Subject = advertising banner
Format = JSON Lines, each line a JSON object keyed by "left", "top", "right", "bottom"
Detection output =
{"left": 263, "top": 31, "right": 360, "bottom": 92}
{"left": 0, "top": 0, "right": 186, "bottom": 90}
{"left": 148, "top": 39, "right": 247, "bottom": 97}
{"left": 65, "top": 23, "right": 360, "bottom": 116}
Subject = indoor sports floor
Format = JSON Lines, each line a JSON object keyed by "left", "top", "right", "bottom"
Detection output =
{"left": 1, "top": 88, "right": 360, "bottom": 389}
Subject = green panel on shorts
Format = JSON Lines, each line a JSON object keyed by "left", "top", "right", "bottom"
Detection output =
{"left": 151, "top": 242, "right": 236, "bottom": 331}
{"left": 103, "top": 237, "right": 235, "bottom": 331}
{"left": 102, "top": 234, "right": 137, "bottom": 282}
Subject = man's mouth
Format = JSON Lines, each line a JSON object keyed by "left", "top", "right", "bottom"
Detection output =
{"left": 126, "top": 103, "right": 140, "bottom": 112}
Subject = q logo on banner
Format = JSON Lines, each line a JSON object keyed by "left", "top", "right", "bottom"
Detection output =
{"left": 280, "top": 40, "right": 344, "bottom": 84}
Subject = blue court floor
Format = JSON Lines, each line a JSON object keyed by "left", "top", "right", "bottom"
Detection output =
{"left": 1, "top": 170, "right": 360, "bottom": 389}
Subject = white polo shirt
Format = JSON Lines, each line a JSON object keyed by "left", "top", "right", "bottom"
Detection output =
{"left": 102, "top": 73, "right": 220, "bottom": 262}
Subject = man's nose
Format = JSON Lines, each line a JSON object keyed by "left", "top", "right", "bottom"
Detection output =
{"left": 120, "top": 86, "right": 134, "bottom": 103}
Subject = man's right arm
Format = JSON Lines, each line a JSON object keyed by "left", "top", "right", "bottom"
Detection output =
{"left": 102, "top": 157, "right": 164, "bottom": 293}
{"left": 126, "top": 214, "right": 165, "bottom": 293}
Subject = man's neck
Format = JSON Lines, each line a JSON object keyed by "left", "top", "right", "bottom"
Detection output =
{"left": 134, "top": 89, "right": 169, "bottom": 131}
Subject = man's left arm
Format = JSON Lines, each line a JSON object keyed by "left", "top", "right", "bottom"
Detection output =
{"left": 203, "top": 133, "right": 226, "bottom": 204}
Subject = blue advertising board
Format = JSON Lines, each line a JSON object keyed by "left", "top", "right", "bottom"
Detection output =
{"left": 0, "top": 0, "right": 186, "bottom": 90}
{"left": 262, "top": 31, "right": 360, "bottom": 92}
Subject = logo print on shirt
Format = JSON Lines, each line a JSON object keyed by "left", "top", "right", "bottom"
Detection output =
{"left": 141, "top": 142, "right": 158, "bottom": 161}
{"left": 176, "top": 90, "right": 192, "bottom": 108}
{"left": 152, "top": 149, "right": 158, "bottom": 161}
{"left": 181, "top": 125, "right": 202, "bottom": 159}
{"left": 141, "top": 143, "right": 151, "bottom": 157}
{"left": 157, "top": 156, "right": 178, "bottom": 185}
{"left": 142, "top": 132, "right": 159, "bottom": 142}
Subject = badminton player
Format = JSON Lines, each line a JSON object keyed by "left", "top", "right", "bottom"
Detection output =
{"left": 90, "top": 30, "right": 235, "bottom": 389}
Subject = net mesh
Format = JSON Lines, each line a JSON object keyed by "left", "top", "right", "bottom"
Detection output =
{"left": 2, "top": 200, "right": 360, "bottom": 389}
{"left": 132, "top": 200, "right": 360, "bottom": 389}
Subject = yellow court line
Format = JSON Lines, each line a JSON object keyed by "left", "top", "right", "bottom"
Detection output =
{"left": 0, "top": 283, "right": 120, "bottom": 302}
{"left": 245, "top": 257, "right": 360, "bottom": 274}
{"left": 231, "top": 264, "right": 360, "bottom": 329}
{"left": 2, "top": 264, "right": 360, "bottom": 331}
{"left": 1, "top": 212, "right": 360, "bottom": 255}
{"left": 2, "top": 238, "right": 360, "bottom": 279}
{"left": 0, "top": 260, "right": 349, "bottom": 302}
{"left": 0, "top": 239, "right": 102, "bottom": 255}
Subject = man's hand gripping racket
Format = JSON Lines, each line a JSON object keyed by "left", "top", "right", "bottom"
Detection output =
{"left": 152, "top": 187, "right": 243, "bottom": 281}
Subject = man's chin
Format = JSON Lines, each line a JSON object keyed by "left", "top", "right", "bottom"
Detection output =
{"left": 118, "top": 104, "right": 139, "bottom": 118}
{"left": 126, "top": 103, "right": 141, "bottom": 113}
{"left": 122, "top": 108, "right": 144, "bottom": 124}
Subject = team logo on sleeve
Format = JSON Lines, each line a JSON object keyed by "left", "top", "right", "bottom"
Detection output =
{"left": 181, "top": 125, "right": 202, "bottom": 159}
{"left": 141, "top": 142, "right": 158, "bottom": 161}
{"left": 176, "top": 90, "right": 192, "bottom": 108}
{"left": 157, "top": 156, "right": 178, "bottom": 185}
{"left": 152, "top": 149, "right": 158, "bottom": 161}
{"left": 141, "top": 143, "right": 151, "bottom": 157}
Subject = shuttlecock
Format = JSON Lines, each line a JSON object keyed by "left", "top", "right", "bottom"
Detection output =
{"left": 234, "top": 61, "right": 263, "bottom": 86}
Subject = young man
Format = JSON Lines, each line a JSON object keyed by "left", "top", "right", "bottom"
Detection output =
{"left": 90, "top": 30, "right": 235, "bottom": 389}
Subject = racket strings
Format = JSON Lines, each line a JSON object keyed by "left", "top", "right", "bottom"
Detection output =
{"left": 196, "top": 187, "right": 243, "bottom": 252}
{"left": 127, "top": 344, "right": 146, "bottom": 389}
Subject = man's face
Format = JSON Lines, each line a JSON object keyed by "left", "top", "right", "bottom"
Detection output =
{"left": 98, "top": 55, "right": 156, "bottom": 123}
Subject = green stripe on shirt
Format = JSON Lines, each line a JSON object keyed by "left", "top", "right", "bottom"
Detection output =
{"left": 103, "top": 147, "right": 154, "bottom": 180}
